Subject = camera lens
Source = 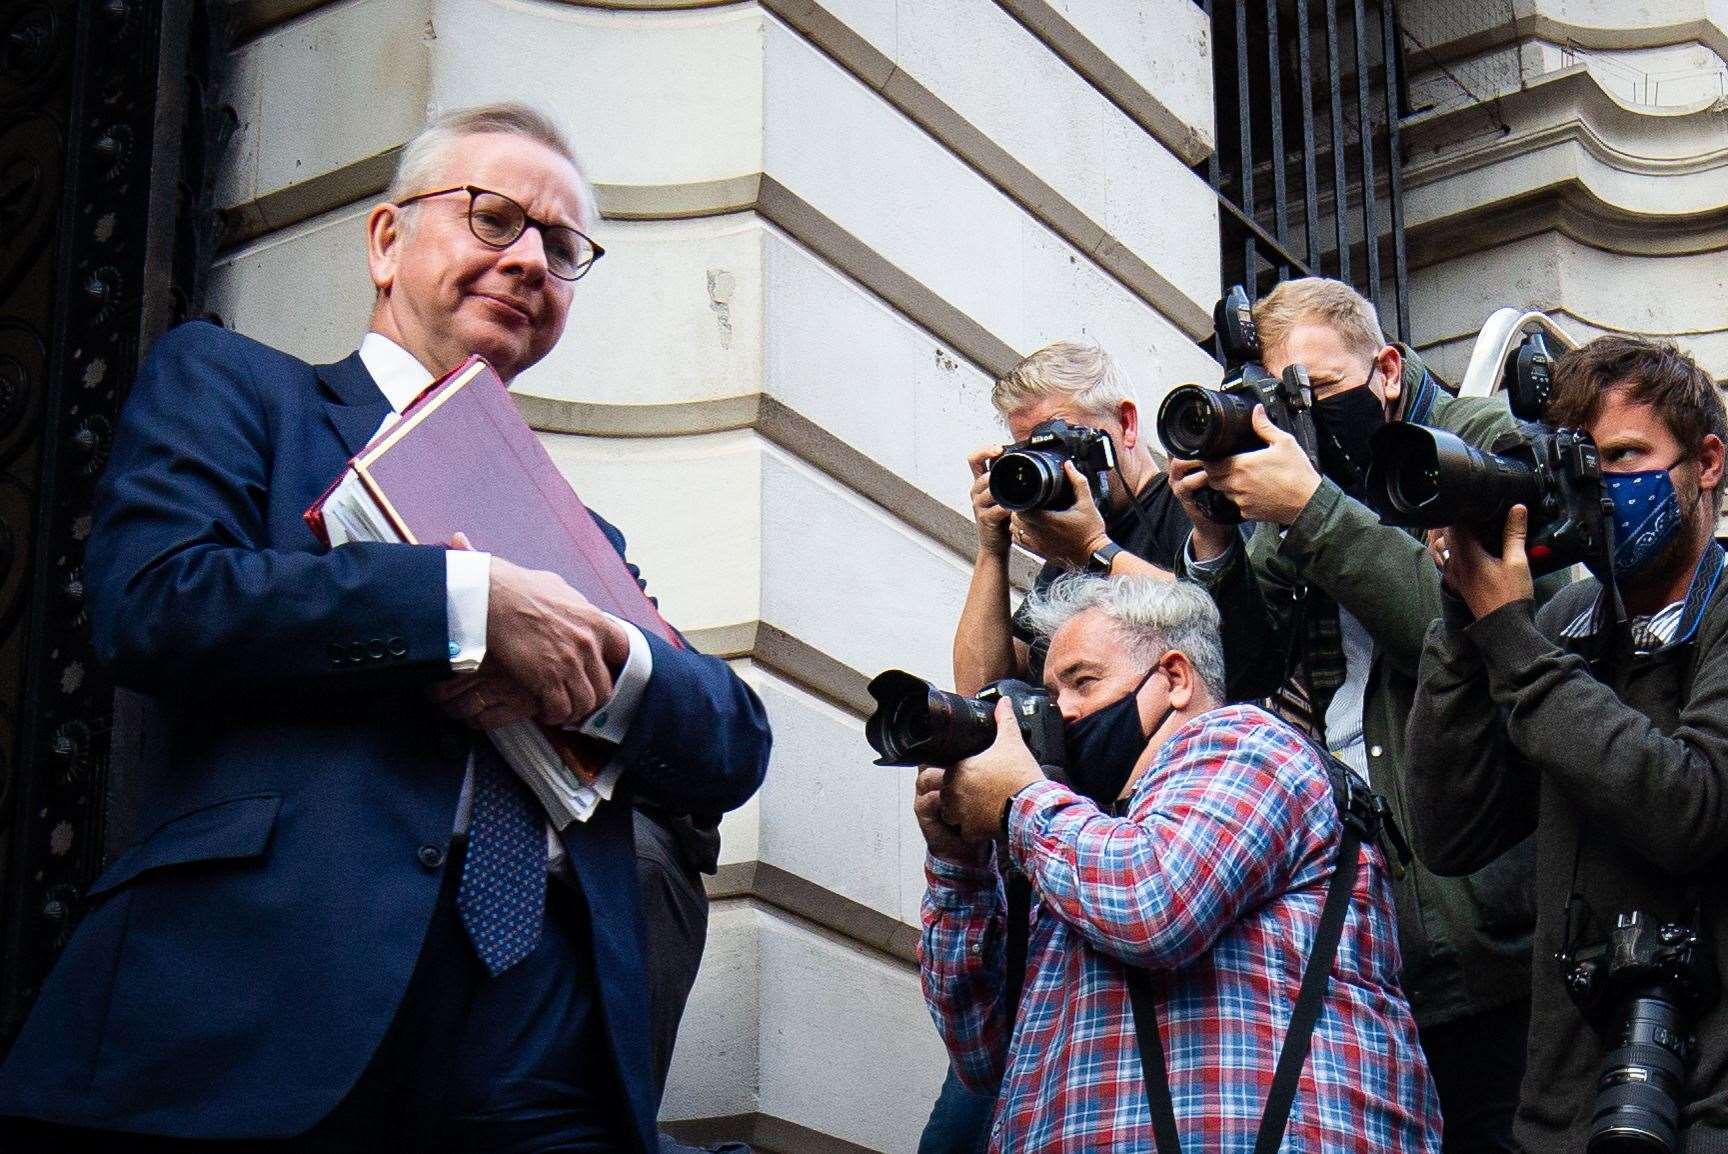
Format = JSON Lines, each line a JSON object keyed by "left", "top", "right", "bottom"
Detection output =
{"left": 1365, "top": 423, "right": 1543, "bottom": 530}
{"left": 864, "top": 670, "right": 999, "bottom": 767}
{"left": 1156, "top": 385, "right": 1262, "bottom": 460}
{"left": 1587, "top": 994, "right": 1690, "bottom": 1154}
{"left": 990, "top": 449, "right": 1068, "bottom": 511}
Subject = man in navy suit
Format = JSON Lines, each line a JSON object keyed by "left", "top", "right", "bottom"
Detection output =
{"left": 0, "top": 103, "right": 770, "bottom": 1152}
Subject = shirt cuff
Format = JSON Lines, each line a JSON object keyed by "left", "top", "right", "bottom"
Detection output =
{"left": 924, "top": 848, "right": 1000, "bottom": 909}
{"left": 1182, "top": 531, "right": 1236, "bottom": 579}
{"left": 445, "top": 550, "right": 491, "bottom": 673}
{"left": 575, "top": 617, "right": 652, "bottom": 743}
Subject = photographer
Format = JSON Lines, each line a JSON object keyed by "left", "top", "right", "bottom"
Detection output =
{"left": 1169, "top": 277, "right": 1538, "bottom": 1151}
{"left": 919, "top": 575, "right": 1439, "bottom": 1152}
{"left": 953, "top": 341, "right": 1190, "bottom": 695}
{"left": 1408, "top": 335, "right": 1728, "bottom": 1151}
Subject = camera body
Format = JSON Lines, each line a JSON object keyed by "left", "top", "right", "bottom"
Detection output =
{"left": 988, "top": 419, "right": 1116, "bottom": 514}
{"left": 1156, "top": 366, "right": 1323, "bottom": 525}
{"left": 1364, "top": 331, "right": 1612, "bottom": 578}
{"left": 864, "top": 669, "right": 1065, "bottom": 770}
{"left": 1561, "top": 911, "right": 1719, "bottom": 1153}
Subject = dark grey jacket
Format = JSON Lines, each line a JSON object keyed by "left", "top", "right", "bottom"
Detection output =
{"left": 1405, "top": 547, "right": 1728, "bottom": 1152}
{"left": 1180, "top": 352, "right": 1538, "bottom": 1029}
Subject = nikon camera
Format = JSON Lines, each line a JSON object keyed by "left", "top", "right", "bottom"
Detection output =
{"left": 988, "top": 419, "right": 1116, "bottom": 514}
{"left": 1154, "top": 285, "right": 1324, "bottom": 524}
{"left": 864, "top": 670, "right": 1064, "bottom": 770}
{"left": 1363, "top": 331, "right": 1610, "bottom": 577}
{"left": 1562, "top": 910, "right": 1719, "bottom": 1154}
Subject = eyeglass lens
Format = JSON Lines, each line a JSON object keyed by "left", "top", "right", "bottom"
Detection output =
{"left": 468, "top": 190, "right": 596, "bottom": 281}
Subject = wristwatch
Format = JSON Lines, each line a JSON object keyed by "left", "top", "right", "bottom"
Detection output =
{"left": 1087, "top": 541, "right": 1124, "bottom": 575}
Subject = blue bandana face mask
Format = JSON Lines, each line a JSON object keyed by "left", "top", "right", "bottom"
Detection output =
{"left": 1607, "top": 462, "right": 1687, "bottom": 576}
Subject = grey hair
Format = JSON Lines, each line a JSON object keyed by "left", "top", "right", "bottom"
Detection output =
{"left": 991, "top": 340, "right": 1138, "bottom": 422}
{"left": 1020, "top": 574, "right": 1226, "bottom": 701}
{"left": 385, "top": 102, "right": 597, "bottom": 229}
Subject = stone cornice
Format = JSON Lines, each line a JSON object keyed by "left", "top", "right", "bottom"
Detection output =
{"left": 668, "top": 1104, "right": 886, "bottom": 1154}
{"left": 1405, "top": 4, "right": 1728, "bottom": 69}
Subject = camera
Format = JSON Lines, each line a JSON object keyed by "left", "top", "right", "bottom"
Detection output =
{"left": 1561, "top": 911, "right": 1719, "bottom": 1153}
{"left": 1363, "top": 331, "right": 1610, "bottom": 577}
{"left": 988, "top": 419, "right": 1117, "bottom": 513}
{"left": 1155, "top": 302, "right": 1323, "bottom": 524}
{"left": 864, "top": 670, "right": 1064, "bottom": 770}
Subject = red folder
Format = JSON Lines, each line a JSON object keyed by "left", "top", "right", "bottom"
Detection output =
{"left": 306, "top": 354, "right": 680, "bottom": 647}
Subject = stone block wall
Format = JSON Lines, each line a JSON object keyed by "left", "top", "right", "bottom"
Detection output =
{"left": 208, "top": 2, "right": 1219, "bottom": 1150}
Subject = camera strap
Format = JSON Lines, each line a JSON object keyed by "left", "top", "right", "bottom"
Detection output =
{"left": 1122, "top": 741, "right": 1373, "bottom": 1153}
{"left": 1004, "top": 866, "right": 1032, "bottom": 1028}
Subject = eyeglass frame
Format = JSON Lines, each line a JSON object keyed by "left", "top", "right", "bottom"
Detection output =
{"left": 392, "top": 184, "right": 605, "bottom": 282}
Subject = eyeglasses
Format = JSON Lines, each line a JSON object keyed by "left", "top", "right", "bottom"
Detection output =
{"left": 394, "top": 185, "right": 605, "bottom": 282}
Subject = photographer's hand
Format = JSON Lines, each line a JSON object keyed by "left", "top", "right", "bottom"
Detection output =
{"left": 944, "top": 700, "right": 1046, "bottom": 843}
{"left": 1013, "top": 461, "right": 1112, "bottom": 566}
{"left": 968, "top": 445, "right": 1013, "bottom": 558}
{"left": 915, "top": 766, "right": 990, "bottom": 864}
{"left": 1168, "top": 458, "right": 1236, "bottom": 562}
{"left": 1432, "top": 505, "right": 1533, "bottom": 620}
{"left": 1204, "top": 406, "right": 1322, "bottom": 526}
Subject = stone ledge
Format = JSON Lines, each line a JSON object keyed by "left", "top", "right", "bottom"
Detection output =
{"left": 1401, "top": 4, "right": 1728, "bottom": 69}
{"left": 707, "top": 861, "right": 921, "bottom": 966}
{"left": 665, "top": 1113, "right": 883, "bottom": 1154}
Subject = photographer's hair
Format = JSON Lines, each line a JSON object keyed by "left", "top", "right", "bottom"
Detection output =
{"left": 385, "top": 103, "right": 597, "bottom": 230}
{"left": 1547, "top": 335, "right": 1728, "bottom": 514}
{"left": 1020, "top": 574, "right": 1227, "bottom": 702}
{"left": 1253, "top": 277, "right": 1385, "bottom": 363}
{"left": 991, "top": 340, "right": 1137, "bottom": 422}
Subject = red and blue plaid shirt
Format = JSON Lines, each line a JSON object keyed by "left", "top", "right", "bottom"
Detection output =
{"left": 921, "top": 703, "right": 1440, "bottom": 1152}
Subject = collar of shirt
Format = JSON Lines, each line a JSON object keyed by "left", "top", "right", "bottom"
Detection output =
{"left": 1561, "top": 542, "right": 1728, "bottom": 650}
{"left": 358, "top": 332, "right": 435, "bottom": 414}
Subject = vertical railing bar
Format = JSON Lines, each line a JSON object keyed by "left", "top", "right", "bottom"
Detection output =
{"left": 1266, "top": 0, "right": 1290, "bottom": 282}
{"left": 1324, "top": 0, "right": 1351, "bottom": 283}
{"left": 1235, "top": 0, "right": 1258, "bottom": 299}
{"left": 1203, "top": 0, "right": 1222, "bottom": 196}
{"left": 1351, "top": 0, "right": 1381, "bottom": 316}
{"left": 1380, "top": 0, "right": 1411, "bottom": 342}
{"left": 1296, "top": 0, "right": 1322, "bottom": 271}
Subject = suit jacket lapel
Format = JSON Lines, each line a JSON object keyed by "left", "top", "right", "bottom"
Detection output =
{"left": 315, "top": 351, "right": 394, "bottom": 460}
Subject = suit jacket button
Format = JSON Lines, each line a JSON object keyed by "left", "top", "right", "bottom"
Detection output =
{"left": 368, "top": 638, "right": 386, "bottom": 660}
{"left": 388, "top": 636, "right": 407, "bottom": 658}
{"left": 329, "top": 642, "right": 346, "bottom": 666}
{"left": 417, "top": 844, "right": 446, "bottom": 869}
{"left": 349, "top": 641, "right": 367, "bottom": 663}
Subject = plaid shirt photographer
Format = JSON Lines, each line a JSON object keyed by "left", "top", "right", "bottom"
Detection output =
{"left": 919, "top": 578, "right": 1438, "bottom": 1153}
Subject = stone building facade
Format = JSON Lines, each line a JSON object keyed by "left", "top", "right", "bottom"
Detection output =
{"left": 204, "top": 2, "right": 1726, "bottom": 1152}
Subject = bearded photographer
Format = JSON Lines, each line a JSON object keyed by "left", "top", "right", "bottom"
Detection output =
{"left": 1407, "top": 335, "right": 1728, "bottom": 1152}
{"left": 918, "top": 575, "right": 1439, "bottom": 1152}
{"left": 953, "top": 341, "right": 1191, "bottom": 696}
{"left": 1165, "top": 277, "right": 1539, "bottom": 1152}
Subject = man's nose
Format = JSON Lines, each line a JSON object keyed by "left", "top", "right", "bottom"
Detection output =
{"left": 1058, "top": 695, "right": 1082, "bottom": 724}
{"left": 499, "top": 224, "right": 549, "bottom": 283}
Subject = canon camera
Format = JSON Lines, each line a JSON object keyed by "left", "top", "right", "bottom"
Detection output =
{"left": 864, "top": 670, "right": 1064, "bottom": 770}
{"left": 988, "top": 419, "right": 1116, "bottom": 514}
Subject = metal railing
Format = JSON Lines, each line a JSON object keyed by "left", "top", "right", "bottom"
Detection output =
{"left": 1200, "top": 0, "right": 1411, "bottom": 343}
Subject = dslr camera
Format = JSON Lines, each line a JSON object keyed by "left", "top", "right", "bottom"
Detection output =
{"left": 1561, "top": 910, "right": 1719, "bottom": 1154}
{"left": 864, "top": 670, "right": 1064, "bottom": 770}
{"left": 1363, "top": 330, "right": 1610, "bottom": 577}
{"left": 988, "top": 419, "right": 1116, "bottom": 513}
{"left": 1154, "top": 285, "right": 1324, "bottom": 524}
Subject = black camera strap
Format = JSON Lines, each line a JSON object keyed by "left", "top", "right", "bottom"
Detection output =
{"left": 1004, "top": 867, "right": 1032, "bottom": 1028}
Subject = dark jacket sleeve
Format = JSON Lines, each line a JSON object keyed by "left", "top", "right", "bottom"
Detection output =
{"left": 1176, "top": 530, "right": 1289, "bottom": 702}
{"left": 1402, "top": 593, "right": 1543, "bottom": 876}
{"left": 86, "top": 323, "right": 450, "bottom": 694}
{"left": 1463, "top": 590, "right": 1728, "bottom": 876}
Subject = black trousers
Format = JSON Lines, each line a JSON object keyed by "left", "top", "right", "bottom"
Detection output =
{"left": 1421, "top": 997, "right": 1530, "bottom": 1154}
{"left": 6, "top": 839, "right": 629, "bottom": 1153}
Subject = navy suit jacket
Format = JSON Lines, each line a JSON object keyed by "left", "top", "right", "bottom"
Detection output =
{"left": 0, "top": 322, "right": 770, "bottom": 1149}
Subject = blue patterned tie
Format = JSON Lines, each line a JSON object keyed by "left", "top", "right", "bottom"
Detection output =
{"left": 457, "top": 744, "right": 546, "bottom": 976}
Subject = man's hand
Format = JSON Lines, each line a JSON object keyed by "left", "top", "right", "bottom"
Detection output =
{"left": 942, "top": 700, "right": 1046, "bottom": 843}
{"left": 1203, "top": 406, "right": 1322, "bottom": 526}
{"left": 1430, "top": 505, "right": 1534, "bottom": 621}
{"left": 914, "top": 767, "right": 989, "bottom": 863}
{"left": 968, "top": 445, "right": 1013, "bottom": 559}
{"left": 427, "top": 663, "right": 540, "bottom": 731}
{"left": 1012, "top": 461, "right": 1112, "bottom": 566}
{"left": 1167, "top": 457, "right": 1236, "bottom": 562}
{"left": 485, "top": 557, "right": 630, "bottom": 728}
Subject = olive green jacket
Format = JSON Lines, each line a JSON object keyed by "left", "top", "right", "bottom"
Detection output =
{"left": 1180, "top": 349, "right": 1548, "bottom": 1028}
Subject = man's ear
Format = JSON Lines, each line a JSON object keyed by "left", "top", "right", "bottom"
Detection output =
{"left": 1162, "top": 651, "right": 1196, "bottom": 713}
{"left": 1117, "top": 399, "right": 1140, "bottom": 452}
{"left": 1376, "top": 344, "right": 1403, "bottom": 414}
{"left": 1696, "top": 432, "right": 1724, "bottom": 505}
{"left": 366, "top": 202, "right": 404, "bottom": 295}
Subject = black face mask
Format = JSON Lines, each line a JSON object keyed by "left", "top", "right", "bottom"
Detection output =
{"left": 1312, "top": 373, "right": 1386, "bottom": 493}
{"left": 1063, "top": 664, "right": 1175, "bottom": 807}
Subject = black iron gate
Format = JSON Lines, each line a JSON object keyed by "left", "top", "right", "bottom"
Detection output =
{"left": 1201, "top": 0, "right": 1411, "bottom": 342}
{"left": 0, "top": 0, "right": 228, "bottom": 1046}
